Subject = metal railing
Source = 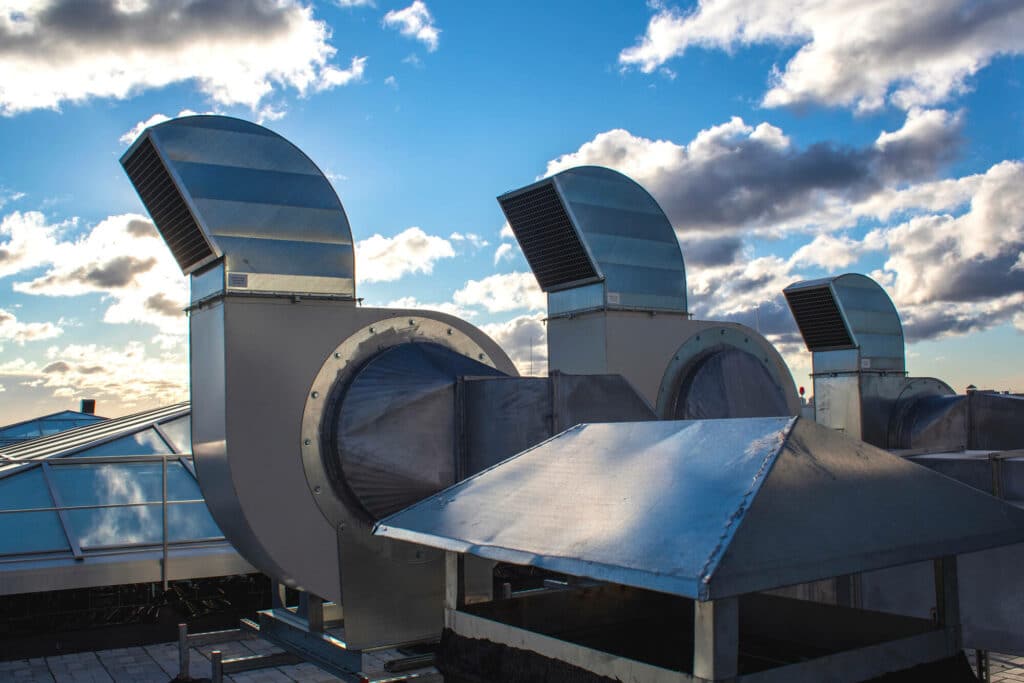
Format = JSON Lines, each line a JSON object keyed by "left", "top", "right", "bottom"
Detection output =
{"left": 0, "top": 454, "right": 223, "bottom": 590}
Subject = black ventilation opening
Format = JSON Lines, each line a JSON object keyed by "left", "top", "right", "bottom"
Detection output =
{"left": 498, "top": 182, "right": 598, "bottom": 291}
{"left": 784, "top": 286, "right": 855, "bottom": 351}
{"left": 121, "top": 138, "right": 213, "bottom": 273}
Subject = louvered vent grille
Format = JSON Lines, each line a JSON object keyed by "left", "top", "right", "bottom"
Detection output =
{"left": 784, "top": 286, "right": 855, "bottom": 350}
{"left": 499, "top": 183, "right": 598, "bottom": 291}
{"left": 121, "top": 138, "right": 212, "bottom": 273}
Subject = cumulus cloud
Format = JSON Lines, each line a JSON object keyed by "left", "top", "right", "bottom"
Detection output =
{"left": 545, "top": 109, "right": 962, "bottom": 236}
{"left": 120, "top": 109, "right": 203, "bottom": 144}
{"left": 356, "top": 226, "right": 455, "bottom": 283}
{"left": 383, "top": 1, "right": 439, "bottom": 52}
{"left": 453, "top": 271, "right": 545, "bottom": 314}
{"left": 619, "top": 0, "right": 1024, "bottom": 112}
{"left": 493, "top": 242, "right": 515, "bottom": 265}
{"left": 480, "top": 314, "right": 547, "bottom": 376}
{"left": 335, "top": 0, "right": 374, "bottom": 6}
{"left": 381, "top": 296, "right": 475, "bottom": 320}
{"left": 449, "top": 232, "right": 489, "bottom": 249}
{"left": 0, "top": 0, "right": 366, "bottom": 115}
{"left": 5, "top": 212, "right": 188, "bottom": 334}
{"left": 869, "top": 161, "right": 1024, "bottom": 312}
{"left": 0, "top": 308, "right": 63, "bottom": 345}
{"left": 0, "top": 341, "right": 188, "bottom": 408}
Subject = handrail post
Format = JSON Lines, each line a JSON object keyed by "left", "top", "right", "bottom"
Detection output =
{"left": 177, "top": 623, "right": 190, "bottom": 679}
{"left": 162, "top": 454, "right": 169, "bottom": 591}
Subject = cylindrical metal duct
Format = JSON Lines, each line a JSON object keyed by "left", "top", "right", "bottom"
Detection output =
{"left": 325, "top": 342, "right": 505, "bottom": 521}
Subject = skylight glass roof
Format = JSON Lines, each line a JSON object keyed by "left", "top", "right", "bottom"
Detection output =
{"left": 0, "top": 403, "right": 249, "bottom": 595}
{"left": 0, "top": 410, "right": 106, "bottom": 448}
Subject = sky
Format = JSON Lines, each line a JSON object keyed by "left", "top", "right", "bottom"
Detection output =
{"left": 0, "top": 0, "right": 1022, "bottom": 423}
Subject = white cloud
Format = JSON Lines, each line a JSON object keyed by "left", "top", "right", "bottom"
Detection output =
{"left": 0, "top": 308, "right": 62, "bottom": 345}
{"left": 335, "top": 0, "right": 374, "bottom": 6}
{"left": 619, "top": 1, "right": 1024, "bottom": 112}
{"left": 384, "top": 1, "right": 440, "bottom": 52}
{"left": 5, "top": 212, "right": 188, "bottom": 334}
{"left": 453, "top": 271, "right": 544, "bottom": 314}
{"left": 0, "top": 187, "right": 26, "bottom": 210}
{"left": 0, "top": 341, "right": 187, "bottom": 409}
{"left": 787, "top": 233, "right": 868, "bottom": 272}
{"left": 499, "top": 221, "right": 514, "bottom": 240}
{"left": 493, "top": 243, "right": 515, "bottom": 265}
{"left": 480, "top": 314, "right": 547, "bottom": 376}
{"left": 119, "top": 109, "right": 205, "bottom": 145}
{"left": 449, "top": 232, "right": 489, "bottom": 249}
{"left": 381, "top": 296, "right": 476, "bottom": 320}
{"left": 356, "top": 226, "right": 455, "bottom": 283}
{"left": 384, "top": 75, "right": 398, "bottom": 88}
{"left": 0, "top": 0, "right": 366, "bottom": 115}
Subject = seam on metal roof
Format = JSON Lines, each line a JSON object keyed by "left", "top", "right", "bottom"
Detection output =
{"left": 696, "top": 416, "right": 797, "bottom": 600}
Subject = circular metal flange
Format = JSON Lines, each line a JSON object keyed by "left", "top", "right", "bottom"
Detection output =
{"left": 655, "top": 324, "right": 799, "bottom": 419}
{"left": 300, "top": 315, "right": 498, "bottom": 530}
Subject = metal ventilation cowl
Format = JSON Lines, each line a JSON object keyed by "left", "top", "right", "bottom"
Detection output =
{"left": 499, "top": 166, "right": 688, "bottom": 315}
{"left": 121, "top": 115, "right": 356, "bottom": 299}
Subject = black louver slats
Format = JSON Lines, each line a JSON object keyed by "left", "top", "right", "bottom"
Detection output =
{"left": 121, "top": 138, "right": 213, "bottom": 273}
{"left": 498, "top": 182, "right": 598, "bottom": 291}
{"left": 784, "top": 286, "right": 855, "bottom": 351}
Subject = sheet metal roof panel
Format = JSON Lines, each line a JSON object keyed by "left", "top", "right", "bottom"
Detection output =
{"left": 0, "top": 402, "right": 189, "bottom": 468}
{"left": 376, "top": 418, "right": 794, "bottom": 600}
{"left": 710, "top": 420, "right": 1024, "bottom": 598}
{"left": 376, "top": 417, "right": 1024, "bottom": 600}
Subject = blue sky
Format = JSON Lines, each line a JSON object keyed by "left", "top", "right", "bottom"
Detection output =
{"left": 0, "top": 0, "right": 1022, "bottom": 422}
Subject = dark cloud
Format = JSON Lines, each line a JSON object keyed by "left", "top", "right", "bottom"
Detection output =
{"left": 927, "top": 254, "right": 1024, "bottom": 303}
{"left": 680, "top": 236, "right": 743, "bottom": 268}
{"left": 126, "top": 219, "right": 156, "bottom": 238}
{"left": 649, "top": 123, "right": 961, "bottom": 233}
{"left": 0, "top": 0, "right": 293, "bottom": 55}
{"left": 79, "top": 365, "right": 106, "bottom": 375}
{"left": 42, "top": 361, "right": 70, "bottom": 373}
{"left": 77, "top": 256, "right": 156, "bottom": 289}
{"left": 145, "top": 293, "right": 183, "bottom": 317}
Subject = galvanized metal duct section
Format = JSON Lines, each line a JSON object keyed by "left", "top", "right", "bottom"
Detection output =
{"left": 121, "top": 115, "right": 355, "bottom": 299}
{"left": 500, "top": 166, "right": 799, "bottom": 417}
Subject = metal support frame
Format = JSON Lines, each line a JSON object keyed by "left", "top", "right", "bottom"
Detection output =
{"left": 934, "top": 555, "right": 962, "bottom": 651}
{"left": 39, "top": 461, "right": 82, "bottom": 561}
{"left": 693, "top": 598, "right": 739, "bottom": 681}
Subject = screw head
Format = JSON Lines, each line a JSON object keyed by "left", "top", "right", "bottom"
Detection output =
{"left": 334, "top": 352, "right": 341, "bottom": 359}
{"left": 369, "top": 327, "right": 375, "bottom": 334}
{"left": 446, "top": 328, "right": 453, "bottom": 335}
{"left": 303, "top": 438, "right": 312, "bottom": 446}
{"left": 311, "top": 391, "right": 319, "bottom": 399}
{"left": 478, "top": 353, "right": 485, "bottom": 360}
{"left": 314, "top": 485, "right": 321, "bottom": 494}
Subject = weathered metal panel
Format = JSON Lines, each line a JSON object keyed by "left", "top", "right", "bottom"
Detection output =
{"left": 377, "top": 417, "right": 1024, "bottom": 601}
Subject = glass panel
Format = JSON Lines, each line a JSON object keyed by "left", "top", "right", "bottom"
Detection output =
{"left": 158, "top": 416, "right": 192, "bottom": 453}
{"left": 68, "top": 429, "right": 172, "bottom": 457}
{"left": 0, "top": 468, "right": 54, "bottom": 511}
{"left": 50, "top": 462, "right": 202, "bottom": 507}
{"left": 67, "top": 505, "right": 162, "bottom": 548}
{"left": 0, "top": 421, "right": 43, "bottom": 440}
{"left": 169, "top": 502, "right": 222, "bottom": 541}
{"left": 0, "top": 511, "right": 69, "bottom": 554}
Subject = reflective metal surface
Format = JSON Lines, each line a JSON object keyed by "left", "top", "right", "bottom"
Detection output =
{"left": 785, "top": 274, "right": 904, "bottom": 371}
{"left": 376, "top": 416, "right": 1024, "bottom": 601}
{"left": 121, "top": 116, "right": 355, "bottom": 298}
{"left": 498, "top": 166, "right": 687, "bottom": 315}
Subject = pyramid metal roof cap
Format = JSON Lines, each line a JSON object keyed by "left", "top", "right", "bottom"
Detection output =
{"left": 375, "top": 417, "right": 1024, "bottom": 601}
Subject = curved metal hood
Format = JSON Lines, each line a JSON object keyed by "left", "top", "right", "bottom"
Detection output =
{"left": 120, "top": 115, "right": 355, "bottom": 299}
{"left": 498, "top": 166, "right": 687, "bottom": 316}
{"left": 784, "top": 273, "right": 905, "bottom": 373}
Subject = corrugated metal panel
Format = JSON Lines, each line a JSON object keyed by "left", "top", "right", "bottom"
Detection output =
{"left": 121, "top": 138, "right": 213, "bottom": 272}
{"left": 0, "top": 402, "right": 190, "bottom": 468}
{"left": 783, "top": 284, "right": 854, "bottom": 351}
{"left": 498, "top": 181, "right": 599, "bottom": 290}
{"left": 376, "top": 417, "right": 1024, "bottom": 600}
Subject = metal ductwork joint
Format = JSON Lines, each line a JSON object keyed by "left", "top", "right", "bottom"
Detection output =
{"left": 500, "top": 166, "right": 799, "bottom": 418}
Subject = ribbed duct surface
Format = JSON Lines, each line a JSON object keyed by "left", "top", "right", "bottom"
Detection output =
{"left": 784, "top": 285, "right": 854, "bottom": 351}
{"left": 498, "top": 182, "right": 598, "bottom": 291}
{"left": 121, "top": 138, "right": 213, "bottom": 273}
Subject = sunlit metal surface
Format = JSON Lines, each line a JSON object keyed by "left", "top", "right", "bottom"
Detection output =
{"left": 499, "top": 166, "right": 687, "bottom": 315}
{"left": 121, "top": 116, "right": 355, "bottom": 299}
{"left": 377, "top": 416, "right": 1024, "bottom": 601}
